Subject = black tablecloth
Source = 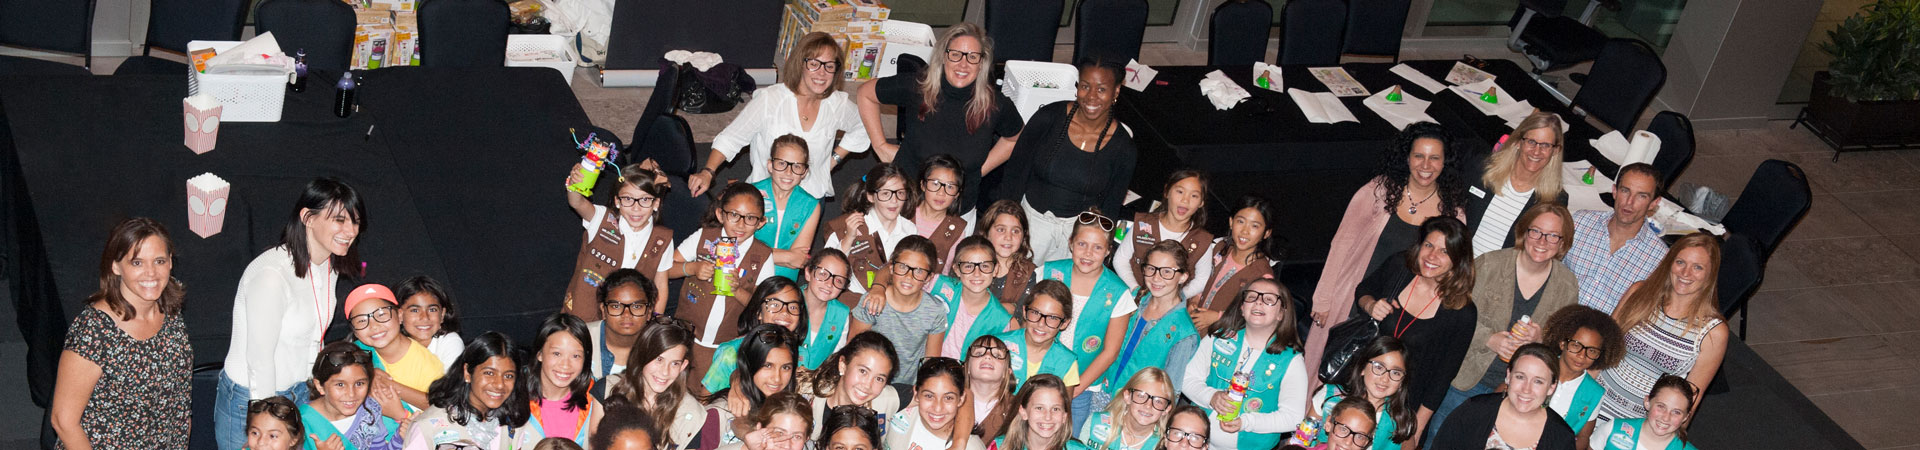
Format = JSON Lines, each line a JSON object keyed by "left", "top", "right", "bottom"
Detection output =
{"left": 2, "top": 67, "right": 599, "bottom": 406}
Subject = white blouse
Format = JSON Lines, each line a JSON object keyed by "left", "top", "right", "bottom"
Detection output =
{"left": 711, "top": 85, "right": 871, "bottom": 197}
{"left": 221, "top": 246, "right": 339, "bottom": 397}
{"left": 824, "top": 211, "right": 919, "bottom": 295}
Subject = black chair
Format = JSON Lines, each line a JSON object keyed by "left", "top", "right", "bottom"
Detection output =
{"left": 1073, "top": 0, "right": 1148, "bottom": 64}
{"left": 987, "top": 0, "right": 1063, "bottom": 64}
{"left": 1208, "top": 0, "right": 1273, "bottom": 66}
{"left": 419, "top": 0, "right": 511, "bottom": 68}
{"left": 1646, "top": 111, "right": 1695, "bottom": 190}
{"left": 113, "top": 0, "right": 251, "bottom": 75}
{"left": 626, "top": 62, "right": 706, "bottom": 238}
{"left": 0, "top": 0, "right": 97, "bottom": 74}
{"left": 1507, "top": 0, "right": 1612, "bottom": 81}
{"left": 1570, "top": 39, "right": 1665, "bottom": 132}
{"left": 1716, "top": 234, "right": 1764, "bottom": 339}
{"left": 1278, "top": 0, "right": 1344, "bottom": 66}
{"left": 255, "top": 0, "right": 356, "bottom": 74}
{"left": 1720, "top": 160, "right": 1812, "bottom": 260}
{"left": 1341, "top": 0, "right": 1409, "bottom": 60}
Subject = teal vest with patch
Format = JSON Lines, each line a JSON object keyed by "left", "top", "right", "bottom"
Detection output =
{"left": 1041, "top": 259, "right": 1129, "bottom": 371}
{"left": 1098, "top": 289, "right": 1197, "bottom": 392}
{"left": 700, "top": 338, "right": 744, "bottom": 393}
{"left": 1557, "top": 374, "right": 1606, "bottom": 431}
{"left": 1312, "top": 388, "right": 1401, "bottom": 450}
{"left": 1082, "top": 411, "right": 1162, "bottom": 450}
{"left": 994, "top": 329, "right": 1081, "bottom": 392}
{"left": 992, "top": 436, "right": 1089, "bottom": 450}
{"left": 933, "top": 275, "right": 1015, "bottom": 354}
{"left": 753, "top": 179, "right": 819, "bottom": 281}
{"left": 800, "top": 297, "right": 850, "bottom": 370}
{"left": 1601, "top": 418, "right": 1697, "bottom": 450}
{"left": 1201, "top": 331, "right": 1299, "bottom": 450}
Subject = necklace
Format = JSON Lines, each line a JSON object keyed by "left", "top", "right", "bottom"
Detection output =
{"left": 1404, "top": 187, "right": 1437, "bottom": 215}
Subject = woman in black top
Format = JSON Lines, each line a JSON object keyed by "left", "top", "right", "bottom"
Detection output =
{"left": 1430, "top": 343, "right": 1576, "bottom": 450}
{"left": 1349, "top": 216, "right": 1478, "bottom": 449}
{"left": 995, "top": 58, "right": 1137, "bottom": 263}
{"left": 856, "top": 22, "right": 1023, "bottom": 216}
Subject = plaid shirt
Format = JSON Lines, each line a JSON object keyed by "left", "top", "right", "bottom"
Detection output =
{"left": 1563, "top": 209, "right": 1668, "bottom": 313}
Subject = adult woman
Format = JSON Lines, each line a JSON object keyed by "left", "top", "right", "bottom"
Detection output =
{"left": 1155, "top": 405, "right": 1211, "bottom": 450}
{"left": 799, "top": 249, "right": 856, "bottom": 370}
{"left": 343, "top": 284, "right": 441, "bottom": 409}
{"left": 1594, "top": 233, "right": 1727, "bottom": 427}
{"left": 52, "top": 218, "right": 192, "bottom": 450}
{"left": 1539, "top": 305, "right": 1624, "bottom": 443}
{"left": 1436, "top": 204, "right": 1581, "bottom": 434}
{"left": 695, "top": 325, "right": 800, "bottom": 450}
{"left": 1179, "top": 279, "right": 1308, "bottom": 450}
{"left": 246, "top": 397, "right": 307, "bottom": 450}
{"left": 888, "top": 358, "right": 987, "bottom": 450}
{"left": 1099, "top": 241, "right": 1200, "bottom": 402}
{"left": 566, "top": 162, "right": 675, "bottom": 320}
{"left": 963, "top": 336, "right": 1018, "bottom": 440}
{"left": 1308, "top": 123, "right": 1467, "bottom": 382}
{"left": 936, "top": 237, "right": 1016, "bottom": 359}
{"left": 1298, "top": 337, "right": 1414, "bottom": 450}
{"left": 827, "top": 163, "right": 920, "bottom": 298}
{"left": 913, "top": 154, "right": 974, "bottom": 269}
{"left": 589, "top": 269, "right": 658, "bottom": 395}
{"left": 749, "top": 135, "right": 824, "bottom": 281}
{"left": 848, "top": 236, "right": 951, "bottom": 382}
{"left": 300, "top": 342, "right": 404, "bottom": 450}
{"left": 807, "top": 332, "right": 902, "bottom": 437}
{"left": 1589, "top": 375, "right": 1698, "bottom": 450}
{"left": 717, "top": 392, "right": 813, "bottom": 450}
{"left": 1114, "top": 170, "right": 1214, "bottom": 299}
{"left": 672, "top": 183, "right": 804, "bottom": 365}
{"left": 991, "top": 374, "right": 1078, "bottom": 450}
{"left": 1080, "top": 369, "right": 1176, "bottom": 450}
{"left": 404, "top": 332, "right": 540, "bottom": 450}
{"left": 997, "top": 60, "right": 1136, "bottom": 262}
{"left": 1350, "top": 217, "right": 1478, "bottom": 446}
{"left": 856, "top": 22, "right": 1023, "bottom": 216}
{"left": 818, "top": 404, "right": 884, "bottom": 450}
{"left": 529, "top": 313, "right": 606, "bottom": 446}
{"left": 978, "top": 200, "right": 1038, "bottom": 301}
{"left": 220, "top": 178, "right": 365, "bottom": 450}
{"left": 609, "top": 317, "right": 707, "bottom": 449}
{"left": 1429, "top": 344, "right": 1576, "bottom": 450}
{"left": 1036, "top": 211, "right": 1132, "bottom": 411}
{"left": 1467, "top": 112, "right": 1568, "bottom": 258}
{"left": 395, "top": 275, "right": 463, "bottom": 370}
{"left": 1188, "top": 196, "right": 1277, "bottom": 333}
{"left": 691, "top": 31, "right": 870, "bottom": 198}
{"left": 704, "top": 277, "right": 812, "bottom": 393}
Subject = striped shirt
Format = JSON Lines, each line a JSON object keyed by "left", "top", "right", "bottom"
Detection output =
{"left": 1593, "top": 312, "right": 1722, "bottom": 423}
{"left": 1472, "top": 181, "right": 1535, "bottom": 257}
{"left": 1562, "top": 210, "right": 1667, "bottom": 313}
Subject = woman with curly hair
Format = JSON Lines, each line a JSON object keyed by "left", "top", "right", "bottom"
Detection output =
{"left": 1536, "top": 305, "right": 1625, "bottom": 444}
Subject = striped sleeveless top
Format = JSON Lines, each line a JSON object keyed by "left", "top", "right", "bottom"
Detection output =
{"left": 1593, "top": 311, "right": 1722, "bottom": 423}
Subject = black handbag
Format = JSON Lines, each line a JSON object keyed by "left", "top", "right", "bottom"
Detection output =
{"left": 675, "top": 62, "right": 753, "bottom": 114}
{"left": 1317, "top": 314, "right": 1380, "bottom": 384}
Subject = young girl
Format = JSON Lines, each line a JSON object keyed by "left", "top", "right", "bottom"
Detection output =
{"left": 590, "top": 269, "right": 659, "bottom": 394}
{"left": 818, "top": 404, "right": 884, "bottom": 450}
{"left": 1035, "top": 209, "right": 1131, "bottom": 427}
{"left": 1189, "top": 195, "right": 1276, "bottom": 334}
{"left": 671, "top": 182, "right": 804, "bottom": 366}
{"left": 800, "top": 250, "right": 856, "bottom": 370}
{"left": 964, "top": 336, "right": 1018, "bottom": 440}
{"left": 910, "top": 154, "right": 972, "bottom": 269}
{"left": 1179, "top": 279, "right": 1308, "bottom": 450}
{"left": 829, "top": 163, "right": 920, "bottom": 300}
{"left": 849, "top": 235, "right": 951, "bottom": 384}
{"left": 937, "top": 237, "right": 1016, "bottom": 359}
{"left": 1321, "top": 398, "right": 1380, "bottom": 450}
{"left": 529, "top": 313, "right": 606, "bottom": 447}
{"left": 704, "top": 277, "right": 812, "bottom": 393}
{"left": 1535, "top": 306, "right": 1625, "bottom": 445}
{"left": 992, "top": 280, "right": 1082, "bottom": 392}
{"left": 1114, "top": 171, "right": 1214, "bottom": 299}
{"left": 343, "top": 284, "right": 442, "bottom": 410}
{"left": 1096, "top": 241, "right": 1201, "bottom": 409}
{"left": 1298, "top": 337, "right": 1414, "bottom": 450}
{"left": 404, "top": 332, "right": 540, "bottom": 450}
{"left": 993, "top": 374, "right": 1079, "bottom": 450}
{"left": 395, "top": 275, "right": 463, "bottom": 371}
{"left": 1591, "top": 375, "right": 1698, "bottom": 450}
{"left": 977, "top": 200, "right": 1038, "bottom": 301}
{"left": 1081, "top": 369, "right": 1177, "bottom": 450}
{"left": 808, "top": 332, "right": 903, "bottom": 438}
{"left": 753, "top": 134, "right": 824, "bottom": 282}
{"left": 301, "top": 342, "right": 404, "bottom": 450}
{"left": 246, "top": 396, "right": 306, "bottom": 450}
{"left": 609, "top": 317, "right": 707, "bottom": 450}
{"left": 592, "top": 401, "right": 664, "bottom": 450}
{"left": 888, "top": 358, "right": 987, "bottom": 450}
{"left": 697, "top": 325, "right": 801, "bottom": 450}
{"left": 1156, "top": 405, "right": 1211, "bottom": 450}
{"left": 720, "top": 392, "right": 814, "bottom": 450}
{"left": 565, "top": 162, "right": 675, "bottom": 320}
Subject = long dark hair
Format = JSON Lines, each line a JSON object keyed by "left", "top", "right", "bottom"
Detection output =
{"left": 1402, "top": 216, "right": 1474, "bottom": 310}
{"left": 816, "top": 405, "right": 883, "bottom": 449}
{"left": 528, "top": 312, "right": 594, "bottom": 411}
{"left": 610, "top": 316, "right": 699, "bottom": 439}
{"left": 427, "top": 331, "right": 531, "bottom": 427}
{"left": 704, "top": 182, "right": 768, "bottom": 229}
{"left": 89, "top": 217, "right": 186, "bottom": 321}
{"left": 1373, "top": 122, "right": 1466, "bottom": 218}
{"left": 1206, "top": 279, "right": 1300, "bottom": 355}
{"left": 812, "top": 331, "right": 901, "bottom": 398}
{"left": 1215, "top": 194, "right": 1279, "bottom": 264}
{"left": 907, "top": 153, "right": 965, "bottom": 218}
{"left": 1335, "top": 336, "right": 1413, "bottom": 443}
{"left": 723, "top": 324, "right": 799, "bottom": 409}
{"left": 308, "top": 340, "right": 375, "bottom": 401}
{"left": 281, "top": 177, "right": 366, "bottom": 278}
{"left": 394, "top": 275, "right": 460, "bottom": 338}
{"left": 736, "top": 276, "right": 809, "bottom": 348}
{"left": 246, "top": 396, "right": 305, "bottom": 441}
{"left": 1152, "top": 169, "right": 1210, "bottom": 230}
{"left": 844, "top": 162, "right": 914, "bottom": 215}
{"left": 1649, "top": 374, "right": 1699, "bottom": 443}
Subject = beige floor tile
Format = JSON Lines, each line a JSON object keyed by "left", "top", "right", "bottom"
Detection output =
{"left": 1772, "top": 237, "right": 1920, "bottom": 287}
{"left": 1808, "top": 386, "right": 1920, "bottom": 448}
{"left": 1833, "top": 281, "right": 1920, "bottom": 334}
{"left": 1757, "top": 256, "right": 1818, "bottom": 291}
{"left": 1740, "top": 287, "right": 1881, "bottom": 344}
{"left": 1782, "top": 194, "right": 1881, "bottom": 241}
{"left": 1835, "top": 190, "right": 1920, "bottom": 236}
{"left": 1785, "top": 151, "right": 1920, "bottom": 194}
{"left": 1751, "top": 335, "right": 1920, "bottom": 396}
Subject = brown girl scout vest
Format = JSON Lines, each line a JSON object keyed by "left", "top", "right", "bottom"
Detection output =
{"left": 1125, "top": 212, "right": 1214, "bottom": 288}
{"left": 565, "top": 211, "right": 672, "bottom": 321}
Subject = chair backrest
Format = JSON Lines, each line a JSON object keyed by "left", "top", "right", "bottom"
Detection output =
{"left": 0, "top": 0, "right": 97, "bottom": 65}
{"left": 188, "top": 362, "right": 224, "bottom": 450}
{"left": 1208, "top": 0, "right": 1273, "bottom": 66}
{"left": 628, "top": 62, "right": 696, "bottom": 175}
{"left": 144, "top": 0, "right": 250, "bottom": 55}
{"left": 1279, "top": 0, "right": 1344, "bottom": 66}
{"left": 1341, "top": 0, "right": 1410, "bottom": 58}
{"left": 1572, "top": 39, "right": 1665, "bottom": 132}
{"left": 1721, "top": 159, "right": 1811, "bottom": 259}
{"left": 1715, "top": 233, "right": 1764, "bottom": 318}
{"left": 987, "top": 0, "right": 1064, "bottom": 63}
{"left": 1073, "top": 0, "right": 1148, "bottom": 64}
{"left": 419, "top": 0, "right": 510, "bottom": 68}
{"left": 255, "top": 0, "right": 356, "bottom": 73}
{"left": 1646, "top": 110, "right": 1694, "bottom": 189}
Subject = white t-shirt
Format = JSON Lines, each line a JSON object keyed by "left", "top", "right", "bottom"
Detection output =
{"left": 1179, "top": 335, "right": 1310, "bottom": 450}
{"left": 427, "top": 333, "right": 465, "bottom": 371}
{"left": 825, "top": 211, "right": 919, "bottom": 294}
{"left": 676, "top": 231, "right": 778, "bottom": 347}
{"left": 1111, "top": 220, "right": 1216, "bottom": 299}
{"left": 329, "top": 416, "right": 354, "bottom": 434}
{"left": 584, "top": 205, "right": 675, "bottom": 273}
{"left": 710, "top": 85, "right": 872, "bottom": 197}
{"left": 1472, "top": 180, "right": 1535, "bottom": 258}
{"left": 1058, "top": 293, "right": 1138, "bottom": 349}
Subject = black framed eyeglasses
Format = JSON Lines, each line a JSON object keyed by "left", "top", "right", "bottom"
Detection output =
{"left": 719, "top": 209, "right": 767, "bottom": 226}
{"left": 1329, "top": 422, "right": 1374, "bottom": 447}
{"left": 1367, "top": 360, "right": 1406, "bottom": 381}
{"left": 804, "top": 58, "right": 839, "bottom": 73}
{"left": 348, "top": 306, "right": 396, "bottom": 330}
{"left": 1140, "top": 263, "right": 1182, "bottom": 280}
{"left": 1023, "top": 307, "right": 1067, "bottom": 329}
{"left": 953, "top": 260, "right": 997, "bottom": 275}
{"left": 1076, "top": 211, "right": 1115, "bottom": 232}
{"left": 602, "top": 300, "right": 654, "bottom": 317}
{"left": 615, "top": 195, "right": 658, "bottom": 208}
{"left": 770, "top": 157, "right": 809, "bottom": 174}
{"left": 1525, "top": 228, "right": 1564, "bottom": 244}
{"left": 891, "top": 262, "right": 933, "bottom": 281}
{"left": 762, "top": 298, "right": 803, "bottom": 315}
{"left": 873, "top": 188, "right": 908, "bottom": 202}
{"left": 944, "top": 50, "right": 984, "bottom": 64}
{"left": 1241, "top": 290, "right": 1284, "bottom": 306}
{"left": 923, "top": 179, "right": 960, "bottom": 195}
{"left": 968, "top": 345, "right": 1009, "bottom": 360}
{"left": 1125, "top": 389, "right": 1172, "bottom": 411}
{"left": 810, "top": 266, "right": 849, "bottom": 287}
{"left": 1562, "top": 339, "right": 1603, "bottom": 359}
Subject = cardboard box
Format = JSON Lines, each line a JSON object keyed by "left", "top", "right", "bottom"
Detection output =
{"left": 391, "top": 12, "right": 420, "bottom": 66}
{"left": 841, "top": 34, "right": 884, "bottom": 80}
{"left": 793, "top": 0, "right": 888, "bottom": 25}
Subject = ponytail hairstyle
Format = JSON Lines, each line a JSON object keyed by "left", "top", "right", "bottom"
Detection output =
{"left": 1648, "top": 374, "right": 1700, "bottom": 443}
{"left": 1215, "top": 194, "right": 1279, "bottom": 265}
{"left": 916, "top": 22, "right": 998, "bottom": 133}
{"left": 613, "top": 163, "right": 670, "bottom": 221}
{"left": 1150, "top": 405, "right": 1210, "bottom": 450}
{"left": 1048, "top": 58, "right": 1124, "bottom": 155}
{"left": 1326, "top": 396, "right": 1379, "bottom": 438}
{"left": 907, "top": 153, "right": 965, "bottom": 218}
{"left": 394, "top": 275, "right": 460, "bottom": 338}
{"left": 1206, "top": 279, "right": 1300, "bottom": 355}
{"left": 1004, "top": 374, "right": 1070, "bottom": 450}
{"left": 591, "top": 398, "right": 663, "bottom": 450}
{"left": 1132, "top": 239, "right": 1192, "bottom": 306}
{"left": 245, "top": 396, "right": 305, "bottom": 444}
{"left": 844, "top": 162, "right": 913, "bottom": 215}
{"left": 915, "top": 356, "right": 969, "bottom": 396}
{"left": 703, "top": 181, "right": 769, "bottom": 229}
{"left": 597, "top": 268, "right": 658, "bottom": 311}
{"left": 812, "top": 331, "right": 901, "bottom": 398}
{"left": 892, "top": 235, "right": 940, "bottom": 267}
{"left": 308, "top": 340, "right": 376, "bottom": 401}
{"left": 816, "top": 405, "right": 884, "bottom": 450}
{"left": 527, "top": 312, "right": 594, "bottom": 411}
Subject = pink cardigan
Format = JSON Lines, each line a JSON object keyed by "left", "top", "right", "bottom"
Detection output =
{"left": 1303, "top": 179, "right": 1463, "bottom": 390}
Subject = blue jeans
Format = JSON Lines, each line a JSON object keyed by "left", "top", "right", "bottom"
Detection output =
{"left": 1426, "top": 382, "right": 1496, "bottom": 444}
{"left": 215, "top": 373, "right": 310, "bottom": 450}
{"left": 1070, "top": 389, "right": 1113, "bottom": 439}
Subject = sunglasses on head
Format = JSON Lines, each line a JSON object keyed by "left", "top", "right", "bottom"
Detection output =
{"left": 1077, "top": 211, "right": 1114, "bottom": 232}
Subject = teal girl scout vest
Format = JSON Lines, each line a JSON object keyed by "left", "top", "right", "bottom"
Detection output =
{"left": 992, "top": 435, "right": 1090, "bottom": 450}
{"left": 1557, "top": 374, "right": 1606, "bottom": 431}
{"left": 753, "top": 178, "right": 818, "bottom": 281}
{"left": 1312, "top": 388, "right": 1400, "bottom": 450}
{"left": 800, "top": 297, "right": 850, "bottom": 370}
{"left": 1041, "top": 259, "right": 1130, "bottom": 372}
{"left": 1098, "top": 289, "right": 1197, "bottom": 393}
{"left": 993, "top": 328, "right": 1081, "bottom": 392}
{"left": 1082, "top": 411, "right": 1162, "bottom": 450}
{"left": 1601, "top": 418, "right": 1697, "bottom": 450}
{"left": 701, "top": 337, "right": 745, "bottom": 393}
{"left": 933, "top": 275, "right": 1014, "bottom": 353}
{"left": 1202, "top": 330, "right": 1299, "bottom": 450}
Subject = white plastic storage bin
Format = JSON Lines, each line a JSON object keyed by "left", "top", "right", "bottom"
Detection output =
{"left": 874, "top": 19, "right": 934, "bottom": 80}
{"left": 505, "top": 34, "right": 576, "bottom": 85}
{"left": 186, "top": 40, "right": 292, "bottom": 122}
{"left": 999, "top": 60, "right": 1078, "bottom": 122}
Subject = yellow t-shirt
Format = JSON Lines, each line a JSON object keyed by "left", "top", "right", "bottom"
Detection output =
{"left": 1025, "top": 350, "right": 1082, "bottom": 387}
{"left": 383, "top": 339, "right": 446, "bottom": 392}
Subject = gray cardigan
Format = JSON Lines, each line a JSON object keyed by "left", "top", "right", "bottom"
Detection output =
{"left": 1450, "top": 248, "right": 1582, "bottom": 390}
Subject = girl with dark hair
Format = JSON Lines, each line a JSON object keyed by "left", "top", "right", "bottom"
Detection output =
{"left": 220, "top": 177, "right": 366, "bottom": 450}
{"left": 246, "top": 396, "right": 307, "bottom": 450}
{"left": 395, "top": 275, "right": 463, "bottom": 371}
{"left": 608, "top": 317, "right": 706, "bottom": 449}
{"left": 53, "top": 217, "right": 192, "bottom": 450}
{"left": 690, "top": 30, "right": 870, "bottom": 199}
{"left": 1590, "top": 375, "right": 1698, "bottom": 450}
{"left": 818, "top": 405, "right": 884, "bottom": 450}
{"left": 1298, "top": 336, "right": 1414, "bottom": 449}
{"left": 1308, "top": 123, "right": 1468, "bottom": 389}
{"left": 592, "top": 400, "right": 664, "bottom": 450}
{"left": 1321, "top": 398, "right": 1380, "bottom": 450}
{"left": 696, "top": 325, "right": 801, "bottom": 450}
{"left": 976, "top": 199, "right": 1038, "bottom": 302}
{"left": 1114, "top": 170, "right": 1214, "bottom": 299}
{"left": 1430, "top": 344, "right": 1576, "bottom": 450}
{"left": 529, "top": 312, "right": 605, "bottom": 446}
{"left": 887, "top": 358, "right": 986, "bottom": 450}
{"left": 405, "top": 331, "right": 540, "bottom": 450}
{"left": 749, "top": 136, "right": 823, "bottom": 282}
{"left": 1035, "top": 209, "right": 1132, "bottom": 428}
{"left": 566, "top": 162, "right": 675, "bottom": 320}
{"left": 799, "top": 249, "right": 856, "bottom": 370}
{"left": 1188, "top": 195, "right": 1278, "bottom": 333}
{"left": 991, "top": 374, "right": 1076, "bottom": 450}
{"left": 998, "top": 59, "right": 1136, "bottom": 263}
{"left": 342, "top": 284, "right": 441, "bottom": 410}
{"left": 589, "top": 268, "right": 660, "bottom": 394}
{"left": 963, "top": 336, "right": 1018, "bottom": 440}
{"left": 1179, "top": 278, "right": 1307, "bottom": 450}
{"left": 1349, "top": 217, "right": 1478, "bottom": 446}
{"left": 807, "top": 332, "right": 902, "bottom": 439}
{"left": 718, "top": 392, "right": 814, "bottom": 450}
{"left": 1595, "top": 233, "right": 1726, "bottom": 428}
{"left": 1536, "top": 305, "right": 1625, "bottom": 445}
{"left": 704, "top": 277, "right": 812, "bottom": 392}
{"left": 828, "top": 162, "right": 920, "bottom": 299}
{"left": 856, "top": 22, "right": 1023, "bottom": 217}
{"left": 670, "top": 182, "right": 804, "bottom": 366}
{"left": 1153, "top": 405, "right": 1210, "bottom": 450}
{"left": 991, "top": 280, "right": 1082, "bottom": 392}
{"left": 299, "top": 342, "right": 404, "bottom": 450}
{"left": 934, "top": 237, "right": 1016, "bottom": 360}
{"left": 910, "top": 153, "right": 973, "bottom": 269}
{"left": 849, "top": 235, "right": 952, "bottom": 383}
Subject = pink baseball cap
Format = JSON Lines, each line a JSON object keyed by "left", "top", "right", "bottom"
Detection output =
{"left": 343, "top": 283, "right": 396, "bottom": 315}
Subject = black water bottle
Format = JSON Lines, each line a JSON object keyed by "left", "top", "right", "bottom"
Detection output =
{"left": 289, "top": 49, "right": 308, "bottom": 93}
{"left": 333, "top": 73, "right": 355, "bottom": 118}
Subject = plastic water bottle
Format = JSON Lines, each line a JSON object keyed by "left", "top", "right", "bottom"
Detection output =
{"left": 290, "top": 49, "right": 308, "bottom": 93}
{"left": 334, "top": 73, "right": 356, "bottom": 118}
{"left": 1218, "top": 372, "right": 1250, "bottom": 422}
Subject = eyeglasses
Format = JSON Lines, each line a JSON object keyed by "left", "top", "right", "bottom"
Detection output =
{"left": 1519, "top": 137, "right": 1562, "bottom": 151}
{"left": 873, "top": 188, "right": 908, "bottom": 202}
{"left": 1367, "top": 360, "right": 1406, "bottom": 381}
{"left": 1164, "top": 428, "right": 1208, "bottom": 448}
{"left": 953, "top": 260, "right": 997, "bottom": 275}
{"left": 762, "top": 297, "right": 803, "bottom": 315}
{"left": 923, "top": 179, "right": 960, "bottom": 195}
{"left": 616, "top": 195, "right": 658, "bottom": 209}
{"left": 1140, "top": 263, "right": 1182, "bottom": 280}
{"left": 1077, "top": 211, "right": 1115, "bottom": 232}
{"left": 719, "top": 209, "right": 767, "bottom": 226}
{"left": 349, "top": 306, "right": 396, "bottom": 330}
{"left": 968, "top": 345, "right": 1009, "bottom": 360}
{"left": 1125, "top": 389, "right": 1172, "bottom": 411}
{"left": 1074, "top": 82, "right": 1113, "bottom": 96}
{"left": 810, "top": 266, "right": 849, "bottom": 287}
{"left": 891, "top": 262, "right": 932, "bottom": 281}
{"left": 1023, "top": 307, "right": 1067, "bottom": 329}
{"left": 770, "top": 157, "right": 809, "bottom": 174}
{"left": 944, "top": 50, "right": 984, "bottom": 64}
{"left": 1562, "top": 339, "right": 1603, "bottom": 359}
{"left": 1329, "top": 422, "right": 1374, "bottom": 447}
{"left": 1525, "top": 228, "right": 1564, "bottom": 244}
{"left": 804, "top": 58, "right": 839, "bottom": 73}
{"left": 1241, "top": 290, "right": 1284, "bottom": 306}
{"left": 602, "top": 300, "right": 654, "bottom": 317}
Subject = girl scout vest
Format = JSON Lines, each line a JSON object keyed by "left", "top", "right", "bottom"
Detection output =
{"left": 933, "top": 276, "right": 1013, "bottom": 354}
{"left": 1601, "top": 418, "right": 1697, "bottom": 450}
{"left": 678, "top": 227, "right": 773, "bottom": 363}
{"left": 994, "top": 328, "right": 1081, "bottom": 392}
{"left": 1197, "top": 249, "right": 1274, "bottom": 312}
{"left": 923, "top": 214, "right": 970, "bottom": 268}
{"left": 1123, "top": 212, "right": 1213, "bottom": 288}
{"left": 1042, "top": 259, "right": 1129, "bottom": 371}
{"left": 1556, "top": 374, "right": 1606, "bottom": 431}
{"left": 1001, "top": 258, "right": 1037, "bottom": 302}
{"left": 1309, "top": 388, "right": 1401, "bottom": 450}
{"left": 297, "top": 400, "right": 400, "bottom": 450}
{"left": 753, "top": 179, "right": 818, "bottom": 281}
{"left": 1203, "top": 330, "right": 1299, "bottom": 450}
{"left": 827, "top": 214, "right": 888, "bottom": 306}
{"left": 800, "top": 299, "right": 851, "bottom": 370}
{"left": 1082, "top": 411, "right": 1162, "bottom": 450}
{"left": 566, "top": 211, "right": 672, "bottom": 321}
{"left": 1099, "top": 292, "right": 1197, "bottom": 393}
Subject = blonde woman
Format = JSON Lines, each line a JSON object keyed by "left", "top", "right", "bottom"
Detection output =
{"left": 690, "top": 32, "right": 870, "bottom": 199}
{"left": 1593, "top": 233, "right": 1727, "bottom": 431}
{"left": 1465, "top": 111, "right": 1568, "bottom": 257}
{"left": 856, "top": 21, "right": 1023, "bottom": 217}
{"left": 1079, "top": 369, "right": 1176, "bottom": 450}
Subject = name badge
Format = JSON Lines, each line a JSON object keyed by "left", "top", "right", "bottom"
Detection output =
{"left": 1469, "top": 185, "right": 1488, "bottom": 198}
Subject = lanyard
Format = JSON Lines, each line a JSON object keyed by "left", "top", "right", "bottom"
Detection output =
{"left": 309, "top": 260, "right": 332, "bottom": 342}
{"left": 1390, "top": 291, "right": 1441, "bottom": 339}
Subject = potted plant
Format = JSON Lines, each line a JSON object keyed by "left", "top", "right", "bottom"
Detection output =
{"left": 1798, "top": 0, "right": 1920, "bottom": 157}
